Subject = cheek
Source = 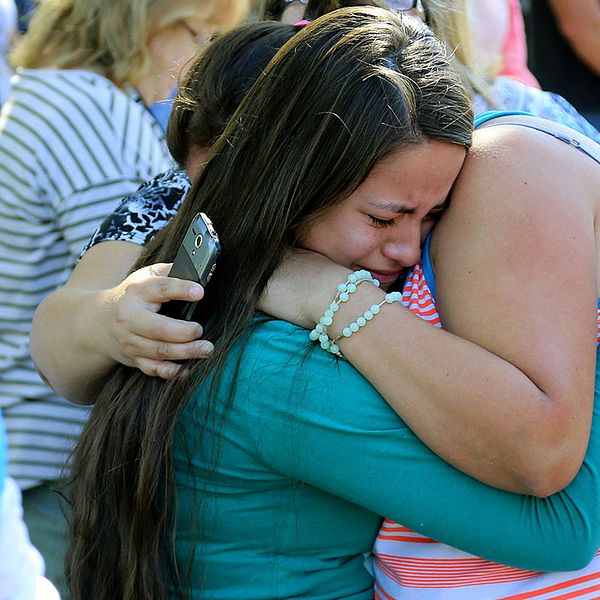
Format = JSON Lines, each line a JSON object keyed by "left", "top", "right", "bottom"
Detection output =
{"left": 150, "top": 30, "right": 195, "bottom": 74}
{"left": 302, "top": 222, "right": 377, "bottom": 267}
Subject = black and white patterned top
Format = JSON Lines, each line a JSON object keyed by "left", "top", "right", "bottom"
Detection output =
{"left": 83, "top": 168, "right": 191, "bottom": 252}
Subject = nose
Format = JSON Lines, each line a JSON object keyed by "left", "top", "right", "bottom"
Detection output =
{"left": 381, "top": 224, "right": 422, "bottom": 267}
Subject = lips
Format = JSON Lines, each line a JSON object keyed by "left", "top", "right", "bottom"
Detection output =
{"left": 357, "top": 266, "right": 403, "bottom": 285}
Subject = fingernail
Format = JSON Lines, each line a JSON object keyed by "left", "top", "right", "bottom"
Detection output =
{"left": 196, "top": 341, "right": 214, "bottom": 356}
{"left": 190, "top": 285, "right": 203, "bottom": 299}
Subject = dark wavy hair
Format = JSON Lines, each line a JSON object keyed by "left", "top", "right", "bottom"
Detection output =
{"left": 67, "top": 8, "right": 473, "bottom": 600}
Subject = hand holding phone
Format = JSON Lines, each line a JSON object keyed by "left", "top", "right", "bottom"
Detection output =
{"left": 160, "top": 212, "right": 220, "bottom": 320}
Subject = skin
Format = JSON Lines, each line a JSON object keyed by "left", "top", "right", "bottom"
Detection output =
{"left": 299, "top": 141, "right": 465, "bottom": 288}
{"left": 548, "top": 0, "right": 600, "bottom": 77}
{"left": 136, "top": 17, "right": 216, "bottom": 104}
{"left": 279, "top": 1, "right": 308, "bottom": 24}
{"left": 30, "top": 117, "right": 600, "bottom": 497}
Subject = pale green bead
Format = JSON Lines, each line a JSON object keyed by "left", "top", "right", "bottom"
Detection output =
{"left": 315, "top": 323, "right": 324, "bottom": 333}
{"left": 391, "top": 291, "right": 402, "bottom": 301}
{"left": 339, "top": 292, "right": 350, "bottom": 302}
{"left": 372, "top": 279, "right": 380, "bottom": 287}
{"left": 342, "top": 327, "right": 353, "bottom": 337}
{"left": 364, "top": 310, "right": 374, "bottom": 320}
{"left": 330, "top": 302, "right": 340, "bottom": 313}
{"left": 357, "top": 316, "right": 367, "bottom": 327}
{"left": 330, "top": 343, "right": 340, "bottom": 354}
{"left": 337, "top": 283, "right": 348, "bottom": 292}
{"left": 347, "top": 283, "right": 357, "bottom": 293}
{"left": 349, "top": 322, "right": 359, "bottom": 333}
{"left": 324, "top": 309, "right": 334, "bottom": 319}
{"left": 322, "top": 316, "right": 333, "bottom": 326}
{"left": 371, "top": 304, "right": 381, "bottom": 314}
{"left": 385, "top": 294, "right": 395, "bottom": 303}
{"left": 320, "top": 339, "right": 331, "bottom": 350}
{"left": 319, "top": 333, "right": 329, "bottom": 344}
{"left": 348, "top": 273, "right": 358, "bottom": 283}
{"left": 309, "top": 330, "right": 319, "bottom": 341}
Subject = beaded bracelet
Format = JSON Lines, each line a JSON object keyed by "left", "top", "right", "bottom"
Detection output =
{"left": 309, "top": 270, "right": 380, "bottom": 356}
{"left": 333, "top": 290, "right": 403, "bottom": 344}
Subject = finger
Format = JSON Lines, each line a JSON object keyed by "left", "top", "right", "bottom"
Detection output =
{"left": 142, "top": 276, "right": 205, "bottom": 305}
{"left": 137, "top": 358, "right": 183, "bottom": 380}
{"left": 123, "top": 333, "right": 214, "bottom": 362}
{"left": 127, "top": 312, "right": 205, "bottom": 343}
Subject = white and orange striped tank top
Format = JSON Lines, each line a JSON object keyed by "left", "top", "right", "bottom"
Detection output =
{"left": 374, "top": 263, "right": 600, "bottom": 599}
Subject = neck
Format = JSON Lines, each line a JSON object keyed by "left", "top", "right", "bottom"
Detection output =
{"left": 134, "top": 73, "right": 173, "bottom": 106}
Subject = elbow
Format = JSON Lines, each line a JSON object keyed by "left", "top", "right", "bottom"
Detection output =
{"left": 512, "top": 434, "right": 587, "bottom": 498}
{"left": 519, "top": 467, "right": 578, "bottom": 499}
{"left": 514, "top": 395, "right": 591, "bottom": 497}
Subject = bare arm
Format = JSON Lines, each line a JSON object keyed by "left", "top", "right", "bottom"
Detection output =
{"left": 262, "top": 125, "right": 599, "bottom": 496}
{"left": 30, "top": 241, "right": 211, "bottom": 404}
{"left": 548, "top": 0, "right": 600, "bottom": 76}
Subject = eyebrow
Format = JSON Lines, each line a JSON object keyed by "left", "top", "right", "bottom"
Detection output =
{"left": 366, "top": 200, "right": 414, "bottom": 214}
{"left": 366, "top": 197, "right": 450, "bottom": 215}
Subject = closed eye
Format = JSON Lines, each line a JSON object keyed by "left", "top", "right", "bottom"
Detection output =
{"left": 368, "top": 215, "right": 395, "bottom": 228}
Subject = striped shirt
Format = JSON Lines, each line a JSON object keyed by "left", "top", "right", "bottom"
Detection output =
{"left": 372, "top": 263, "right": 600, "bottom": 599}
{"left": 0, "top": 68, "right": 171, "bottom": 489}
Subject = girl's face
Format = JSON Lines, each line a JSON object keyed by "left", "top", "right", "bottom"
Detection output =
{"left": 299, "top": 140, "right": 466, "bottom": 288}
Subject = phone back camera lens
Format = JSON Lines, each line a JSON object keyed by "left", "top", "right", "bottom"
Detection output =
{"left": 194, "top": 234, "right": 204, "bottom": 248}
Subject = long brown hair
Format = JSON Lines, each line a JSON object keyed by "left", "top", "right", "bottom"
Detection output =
{"left": 67, "top": 8, "right": 473, "bottom": 599}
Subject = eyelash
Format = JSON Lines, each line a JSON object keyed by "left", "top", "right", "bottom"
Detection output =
{"left": 368, "top": 215, "right": 395, "bottom": 228}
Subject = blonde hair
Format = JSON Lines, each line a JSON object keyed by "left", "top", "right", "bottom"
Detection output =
{"left": 423, "top": 0, "right": 495, "bottom": 105}
{"left": 10, "top": 0, "right": 249, "bottom": 86}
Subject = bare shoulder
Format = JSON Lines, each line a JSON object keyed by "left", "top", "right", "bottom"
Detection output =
{"left": 442, "top": 116, "right": 600, "bottom": 228}
{"left": 432, "top": 115, "right": 598, "bottom": 318}
{"left": 468, "top": 116, "right": 600, "bottom": 188}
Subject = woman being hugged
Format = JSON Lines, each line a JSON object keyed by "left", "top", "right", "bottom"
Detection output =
{"left": 68, "top": 7, "right": 600, "bottom": 600}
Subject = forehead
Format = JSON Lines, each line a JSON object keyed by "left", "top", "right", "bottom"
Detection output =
{"left": 347, "top": 139, "right": 466, "bottom": 211}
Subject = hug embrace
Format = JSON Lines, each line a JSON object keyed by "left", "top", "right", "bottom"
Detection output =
{"left": 28, "top": 6, "right": 600, "bottom": 600}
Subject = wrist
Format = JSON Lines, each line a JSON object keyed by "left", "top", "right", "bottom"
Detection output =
{"left": 80, "top": 287, "right": 121, "bottom": 366}
{"left": 307, "top": 264, "right": 353, "bottom": 323}
{"left": 328, "top": 283, "right": 386, "bottom": 340}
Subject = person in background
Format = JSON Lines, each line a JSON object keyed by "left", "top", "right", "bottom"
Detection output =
{"left": 0, "top": 0, "right": 16, "bottom": 106}
{"left": 292, "top": 0, "right": 600, "bottom": 140}
{"left": 527, "top": 0, "right": 600, "bottom": 129}
{"left": 0, "top": 415, "right": 60, "bottom": 600}
{"left": 0, "top": 0, "right": 247, "bottom": 595}
{"left": 500, "top": 0, "right": 539, "bottom": 86}
{"left": 469, "top": 0, "right": 539, "bottom": 87}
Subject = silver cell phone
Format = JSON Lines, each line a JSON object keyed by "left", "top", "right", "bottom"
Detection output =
{"left": 160, "top": 212, "right": 220, "bottom": 320}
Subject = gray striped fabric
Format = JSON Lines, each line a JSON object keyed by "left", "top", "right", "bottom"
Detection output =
{"left": 0, "top": 68, "right": 172, "bottom": 489}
